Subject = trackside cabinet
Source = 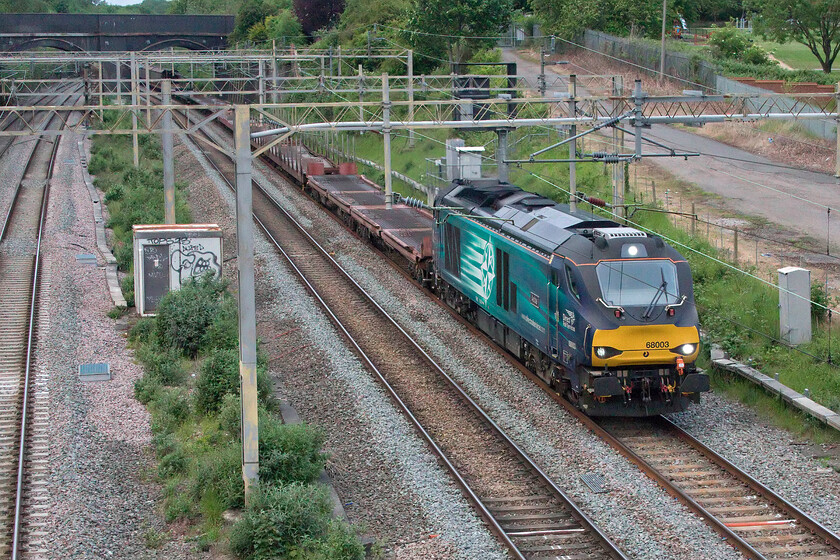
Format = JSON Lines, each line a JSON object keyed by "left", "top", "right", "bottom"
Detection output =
{"left": 133, "top": 224, "right": 223, "bottom": 316}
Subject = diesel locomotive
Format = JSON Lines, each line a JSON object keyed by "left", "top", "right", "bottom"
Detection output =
{"left": 433, "top": 179, "right": 709, "bottom": 416}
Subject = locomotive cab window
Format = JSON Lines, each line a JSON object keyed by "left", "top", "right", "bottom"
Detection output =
{"left": 565, "top": 263, "right": 581, "bottom": 301}
{"left": 596, "top": 260, "right": 679, "bottom": 307}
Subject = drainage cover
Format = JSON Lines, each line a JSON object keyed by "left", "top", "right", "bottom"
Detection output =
{"left": 76, "top": 253, "right": 97, "bottom": 266}
{"left": 79, "top": 363, "right": 111, "bottom": 382}
{"left": 580, "top": 473, "right": 608, "bottom": 493}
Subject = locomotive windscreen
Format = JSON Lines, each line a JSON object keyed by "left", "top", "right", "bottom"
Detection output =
{"left": 595, "top": 260, "right": 679, "bottom": 307}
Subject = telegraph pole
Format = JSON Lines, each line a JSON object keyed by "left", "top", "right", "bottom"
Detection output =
{"left": 383, "top": 74, "right": 393, "bottom": 209}
{"left": 130, "top": 51, "right": 139, "bottom": 168}
{"left": 234, "top": 105, "right": 259, "bottom": 504}
{"left": 660, "top": 0, "right": 667, "bottom": 79}
{"left": 161, "top": 80, "right": 176, "bottom": 224}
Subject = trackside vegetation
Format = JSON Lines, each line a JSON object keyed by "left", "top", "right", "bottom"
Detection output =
{"left": 129, "top": 278, "right": 364, "bottom": 557}
{"left": 89, "top": 129, "right": 365, "bottom": 556}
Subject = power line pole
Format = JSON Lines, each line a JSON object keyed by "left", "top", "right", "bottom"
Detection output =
{"left": 383, "top": 73, "right": 393, "bottom": 209}
{"left": 568, "top": 75, "right": 577, "bottom": 212}
{"left": 161, "top": 79, "right": 175, "bottom": 225}
{"left": 234, "top": 105, "right": 259, "bottom": 505}
{"left": 130, "top": 51, "right": 139, "bottom": 168}
{"left": 660, "top": 0, "right": 667, "bottom": 79}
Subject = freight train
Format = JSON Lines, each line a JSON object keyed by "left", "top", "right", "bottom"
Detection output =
{"left": 433, "top": 179, "right": 708, "bottom": 416}
{"left": 183, "top": 97, "right": 709, "bottom": 416}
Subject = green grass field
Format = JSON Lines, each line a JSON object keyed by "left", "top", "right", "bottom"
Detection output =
{"left": 754, "top": 39, "right": 837, "bottom": 73}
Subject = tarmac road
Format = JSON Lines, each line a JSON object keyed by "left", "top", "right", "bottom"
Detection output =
{"left": 502, "top": 48, "right": 840, "bottom": 249}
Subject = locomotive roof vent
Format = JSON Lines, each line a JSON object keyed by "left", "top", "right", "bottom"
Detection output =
{"left": 592, "top": 227, "right": 647, "bottom": 240}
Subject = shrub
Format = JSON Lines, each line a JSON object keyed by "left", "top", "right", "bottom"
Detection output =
{"left": 259, "top": 415, "right": 327, "bottom": 486}
{"left": 218, "top": 393, "right": 241, "bottom": 438}
{"left": 158, "top": 447, "right": 189, "bottom": 478}
{"left": 229, "top": 483, "right": 332, "bottom": 559}
{"left": 195, "top": 348, "right": 239, "bottom": 413}
{"left": 129, "top": 317, "right": 156, "bottom": 345}
{"left": 708, "top": 23, "right": 770, "bottom": 65}
{"left": 195, "top": 347, "right": 274, "bottom": 413}
{"left": 202, "top": 296, "right": 239, "bottom": 351}
{"left": 155, "top": 276, "right": 227, "bottom": 358}
{"left": 189, "top": 441, "right": 244, "bottom": 510}
{"left": 121, "top": 274, "right": 134, "bottom": 306}
{"left": 135, "top": 344, "right": 185, "bottom": 385}
{"left": 134, "top": 373, "right": 162, "bottom": 405}
{"left": 104, "top": 183, "right": 124, "bottom": 202}
{"left": 152, "top": 387, "right": 192, "bottom": 434}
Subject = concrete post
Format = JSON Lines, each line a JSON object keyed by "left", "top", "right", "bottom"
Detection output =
{"left": 337, "top": 45, "right": 342, "bottom": 77}
{"left": 114, "top": 60, "right": 121, "bottom": 105}
{"left": 496, "top": 128, "right": 509, "bottom": 183}
{"left": 382, "top": 74, "right": 393, "bottom": 209}
{"left": 568, "top": 75, "right": 577, "bottom": 212}
{"left": 358, "top": 65, "right": 365, "bottom": 121}
{"left": 633, "top": 79, "right": 643, "bottom": 158}
{"left": 258, "top": 60, "right": 265, "bottom": 123}
{"left": 97, "top": 62, "right": 103, "bottom": 120}
{"left": 162, "top": 80, "right": 176, "bottom": 225}
{"left": 145, "top": 58, "right": 151, "bottom": 128}
{"left": 538, "top": 46, "right": 546, "bottom": 96}
{"left": 835, "top": 82, "right": 840, "bottom": 178}
{"left": 612, "top": 76, "right": 624, "bottom": 218}
{"left": 234, "top": 105, "right": 259, "bottom": 504}
{"left": 408, "top": 50, "right": 415, "bottom": 147}
{"left": 660, "top": 0, "right": 667, "bottom": 80}
{"left": 130, "top": 51, "right": 139, "bottom": 168}
{"left": 271, "top": 49, "right": 278, "bottom": 104}
{"left": 778, "top": 267, "right": 812, "bottom": 345}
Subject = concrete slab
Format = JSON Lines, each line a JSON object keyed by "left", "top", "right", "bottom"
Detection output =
{"left": 759, "top": 379, "right": 802, "bottom": 403}
{"left": 791, "top": 397, "right": 838, "bottom": 422}
{"left": 828, "top": 415, "right": 840, "bottom": 432}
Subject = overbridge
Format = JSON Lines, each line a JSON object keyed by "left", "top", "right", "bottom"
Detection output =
{"left": 0, "top": 14, "right": 234, "bottom": 52}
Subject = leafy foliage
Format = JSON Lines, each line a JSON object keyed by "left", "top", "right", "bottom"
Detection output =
{"left": 749, "top": 0, "right": 840, "bottom": 72}
{"left": 293, "top": 0, "right": 345, "bottom": 36}
{"left": 406, "top": 0, "right": 511, "bottom": 67}
{"left": 708, "top": 22, "right": 771, "bottom": 65}
{"left": 259, "top": 414, "right": 328, "bottom": 485}
{"left": 229, "top": 484, "right": 363, "bottom": 560}
{"left": 154, "top": 276, "right": 228, "bottom": 358}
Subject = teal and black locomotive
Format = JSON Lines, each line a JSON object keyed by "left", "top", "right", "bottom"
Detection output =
{"left": 433, "top": 179, "right": 709, "bottom": 416}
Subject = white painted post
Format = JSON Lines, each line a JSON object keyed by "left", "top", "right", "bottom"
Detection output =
{"left": 779, "top": 267, "right": 812, "bottom": 345}
{"left": 568, "top": 75, "right": 577, "bottom": 212}
{"left": 234, "top": 105, "right": 259, "bottom": 504}
{"left": 162, "top": 80, "right": 176, "bottom": 225}
{"left": 408, "top": 49, "right": 415, "bottom": 147}
{"left": 130, "top": 51, "right": 139, "bottom": 168}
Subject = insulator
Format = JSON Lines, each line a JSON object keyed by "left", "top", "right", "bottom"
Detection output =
{"left": 585, "top": 196, "right": 607, "bottom": 207}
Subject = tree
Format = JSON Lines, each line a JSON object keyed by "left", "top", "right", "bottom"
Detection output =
{"left": 293, "top": 0, "right": 345, "bottom": 36}
{"left": 749, "top": 0, "right": 840, "bottom": 73}
{"left": 406, "top": 0, "right": 511, "bottom": 66}
{"left": 265, "top": 10, "right": 304, "bottom": 45}
{"left": 532, "top": 0, "right": 695, "bottom": 38}
{"left": 233, "top": 0, "right": 273, "bottom": 41}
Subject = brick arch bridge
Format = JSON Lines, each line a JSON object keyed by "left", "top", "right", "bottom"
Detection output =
{"left": 0, "top": 14, "right": 234, "bottom": 52}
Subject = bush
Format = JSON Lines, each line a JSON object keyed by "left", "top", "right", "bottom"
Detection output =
{"left": 155, "top": 276, "right": 227, "bottom": 358}
{"left": 708, "top": 23, "right": 770, "bottom": 65}
{"left": 151, "top": 387, "right": 192, "bottom": 434}
{"left": 218, "top": 393, "right": 241, "bottom": 438}
{"left": 134, "top": 373, "right": 162, "bottom": 405}
{"left": 135, "top": 344, "right": 185, "bottom": 385}
{"left": 195, "top": 348, "right": 274, "bottom": 413}
{"left": 202, "top": 296, "right": 239, "bottom": 351}
{"left": 121, "top": 274, "right": 134, "bottom": 306}
{"left": 158, "top": 447, "right": 189, "bottom": 478}
{"left": 259, "top": 414, "right": 328, "bottom": 486}
{"left": 195, "top": 348, "right": 239, "bottom": 413}
{"left": 104, "top": 183, "right": 124, "bottom": 202}
{"left": 129, "top": 317, "right": 155, "bottom": 345}
{"left": 189, "top": 441, "right": 244, "bottom": 510}
{"left": 229, "top": 483, "right": 333, "bottom": 559}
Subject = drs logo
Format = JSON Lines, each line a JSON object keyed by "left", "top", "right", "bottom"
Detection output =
{"left": 646, "top": 341, "right": 670, "bottom": 349}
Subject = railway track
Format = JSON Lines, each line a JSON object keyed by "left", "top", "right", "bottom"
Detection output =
{"left": 175, "top": 100, "right": 840, "bottom": 559}
{"left": 171, "top": 108, "right": 627, "bottom": 560}
{"left": 0, "top": 89, "right": 78, "bottom": 559}
{"left": 596, "top": 416, "right": 840, "bottom": 560}
{"left": 0, "top": 83, "right": 79, "bottom": 163}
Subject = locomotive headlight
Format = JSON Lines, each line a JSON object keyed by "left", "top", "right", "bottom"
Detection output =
{"left": 670, "top": 343, "right": 697, "bottom": 356}
{"left": 594, "top": 346, "right": 622, "bottom": 359}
